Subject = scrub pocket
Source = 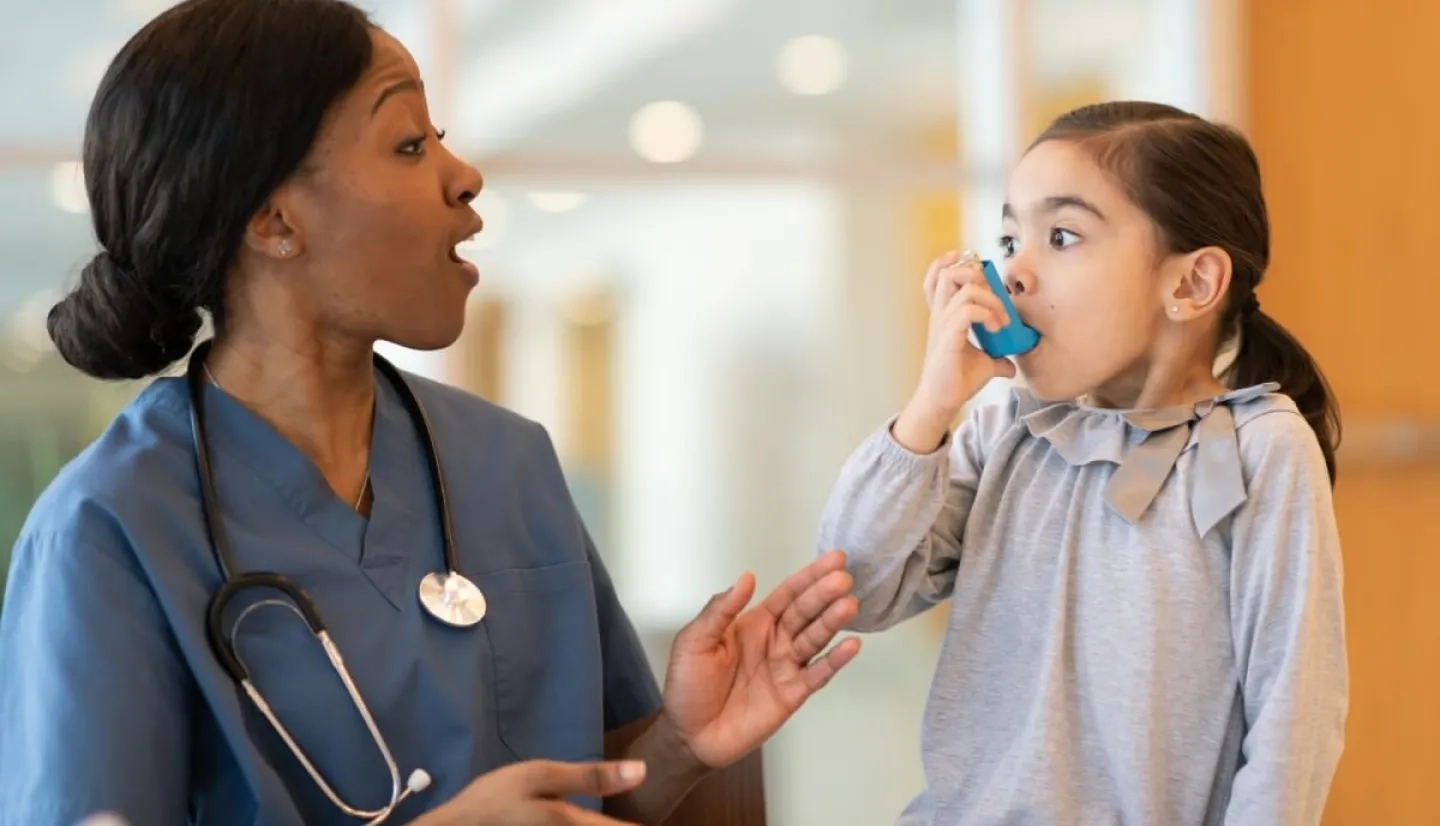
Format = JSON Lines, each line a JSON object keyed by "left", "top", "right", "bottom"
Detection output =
{"left": 477, "top": 559, "right": 606, "bottom": 763}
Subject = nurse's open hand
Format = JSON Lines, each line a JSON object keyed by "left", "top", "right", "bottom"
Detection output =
{"left": 421, "top": 759, "right": 649, "bottom": 825}
{"left": 661, "top": 549, "right": 862, "bottom": 769}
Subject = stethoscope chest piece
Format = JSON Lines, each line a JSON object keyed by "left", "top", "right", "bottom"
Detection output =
{"left": 418, "top": 571, "right": 487, "bottom": 627}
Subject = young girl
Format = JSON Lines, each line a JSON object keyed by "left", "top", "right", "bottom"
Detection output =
{"left": 818, "top": 101, "right": 1347, "bottom": 825}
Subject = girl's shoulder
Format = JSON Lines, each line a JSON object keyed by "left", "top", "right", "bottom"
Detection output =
{"left": 1231, "top": 388, "right": 1329, "bottom": 476}
{"left": 1230, "top": 384, "right": 1304, "bottom": 434}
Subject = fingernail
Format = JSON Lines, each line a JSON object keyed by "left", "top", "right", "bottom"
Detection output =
{"left": 957, "top": 249, "right": 979, "bottom": 264}
{"left": 620, "top": 761, "right": 646, "bottom": 782}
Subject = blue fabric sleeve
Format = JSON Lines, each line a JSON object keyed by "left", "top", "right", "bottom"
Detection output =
{"left": 583, "top": 525, "right": 664, "bottom": 732}
{"left": 0, "top": 528, "right": 194, "bottom": 826}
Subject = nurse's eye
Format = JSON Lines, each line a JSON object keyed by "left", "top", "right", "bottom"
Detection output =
{"left": 997, "top": 234, "right": 1017, "bottom": 258}
{"left": 397, "top": 127, "right": 447, "bottom": 157}
{"left": 1050, "top": 228, "right": 1080, "bottom": 249}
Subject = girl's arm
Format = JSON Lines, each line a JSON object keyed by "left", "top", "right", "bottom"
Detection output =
{"left": 1224, "top": 410, "right": 1348, "bottom": 825}
{"left": 815, "top": 398, "right": 1013, "bottom": 632}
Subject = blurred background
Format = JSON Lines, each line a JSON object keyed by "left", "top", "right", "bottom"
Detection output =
{"left": 1, "top": 0, "right": 1436, "bottom": 823}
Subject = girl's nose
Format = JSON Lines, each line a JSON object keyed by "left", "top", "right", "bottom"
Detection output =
{"left": 1005, "top": 268, "right": 1035, "bottom": 296}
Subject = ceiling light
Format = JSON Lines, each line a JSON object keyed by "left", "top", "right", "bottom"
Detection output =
{"left": 527, "top": 191, "right": 589, "bottom": 213}
{"left": 629, "top": 101, "right": 703, "bottom": 164}
{"left": 776, "top": 35, "right": 848, "bottom": 96}
{"left": 451, "top": 0, "right": 734, "bottom": 152}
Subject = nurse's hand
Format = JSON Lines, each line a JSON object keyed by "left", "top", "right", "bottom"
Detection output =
{"left": 420, "top": 759, "right": 649, "bottom": 825}
{"left": 661, "top": 549, "right": 862, "bottom": 769}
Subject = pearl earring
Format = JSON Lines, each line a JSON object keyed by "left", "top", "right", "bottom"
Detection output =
{"left": 278, "top": 239, "right": 294, "bottom": 257}
{"left": 1170, "top": 306, "right": 1179, "bottom": 314}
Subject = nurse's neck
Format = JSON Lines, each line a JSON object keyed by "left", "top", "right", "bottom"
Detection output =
{"left": 204, "top": 319, "right": 376, "bottom": 514}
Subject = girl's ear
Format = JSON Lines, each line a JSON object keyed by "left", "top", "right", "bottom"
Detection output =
{"left": 1161, "top": 246, "right": 1232, "bottom": 321}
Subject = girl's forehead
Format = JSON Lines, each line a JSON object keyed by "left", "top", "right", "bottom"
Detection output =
{"left": 1005, "top": 140, "right": 1129, "bottom": 220}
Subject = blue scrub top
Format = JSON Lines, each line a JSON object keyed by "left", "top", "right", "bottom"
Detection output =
{"left": 0, "top": 366, "right": 663, "bottom": 826}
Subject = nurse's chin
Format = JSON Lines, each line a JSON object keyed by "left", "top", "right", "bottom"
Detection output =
{"left": 385, "top": 308, "right": 471, "bottom": 352}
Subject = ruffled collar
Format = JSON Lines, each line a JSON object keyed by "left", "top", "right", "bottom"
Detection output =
{"left": 1016, "top": 382, "right": 1281, "bottom": 537}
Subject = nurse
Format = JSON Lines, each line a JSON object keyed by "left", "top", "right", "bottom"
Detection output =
{"left": 0, "top": 1, "right": 863, "bottom": 824}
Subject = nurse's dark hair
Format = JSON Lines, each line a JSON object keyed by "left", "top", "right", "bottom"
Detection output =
{"left": 46, "top": 0, "right": 374, "bottom": 380}
{"left": 1031, "top": 101, "right": 1341, "bottom": 484}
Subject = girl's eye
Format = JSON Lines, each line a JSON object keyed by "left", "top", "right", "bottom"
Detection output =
{"left": 997, "top": 235, "right": 1017, "bottom": 258}
{"left": 1050, "top": 228, "right": 1080, "bottom": 249}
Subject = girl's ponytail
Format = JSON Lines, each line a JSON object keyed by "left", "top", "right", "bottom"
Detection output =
{"left": 1229, "top": 295, "right": 1341, "bottom": 482}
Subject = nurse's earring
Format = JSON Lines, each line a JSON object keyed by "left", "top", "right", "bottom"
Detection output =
{"left": 278, "top": 238, "right": 295, "bottom": 258}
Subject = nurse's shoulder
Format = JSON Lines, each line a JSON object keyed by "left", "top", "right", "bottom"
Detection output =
{"left": 0, "top": 378, "right": 201, "bottom": 826}
{"left": 15, "top": 376, "right": 198, "bottom": 559}
{"left": 397, "top": 370, "right": 580, "bottom": 524}
{"left": 400, "top": 370, "right": 557, "bottom": 457}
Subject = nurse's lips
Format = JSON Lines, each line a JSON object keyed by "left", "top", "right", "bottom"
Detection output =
{"left": 447, "top": 217, "right": 484, "bottom": 282}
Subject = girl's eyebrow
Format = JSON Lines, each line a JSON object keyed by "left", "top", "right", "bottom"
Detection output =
{"left": 1002, "top": 195, "right": 1108, "bottom": 222}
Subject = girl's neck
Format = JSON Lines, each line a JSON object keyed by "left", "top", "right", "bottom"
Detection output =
{"left": 1082, "top": 320, "right": 1234, "bottom": 412}
{"left": 1084, "top": 362, "right": 1228, "bottom": 412}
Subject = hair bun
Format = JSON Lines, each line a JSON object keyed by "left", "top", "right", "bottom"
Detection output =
{"left": 47, "top": 251, "right": 201, "bottom": 380}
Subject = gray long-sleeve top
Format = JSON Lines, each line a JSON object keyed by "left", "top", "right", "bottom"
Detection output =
{"left": 816, "top": 382, "right": 1347, "bottom": 826}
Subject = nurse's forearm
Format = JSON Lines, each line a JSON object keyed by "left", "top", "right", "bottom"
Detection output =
{"left": 603, "top": 712, "right": 711, "bottom": 824}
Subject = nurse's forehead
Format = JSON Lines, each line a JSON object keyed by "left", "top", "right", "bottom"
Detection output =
{"left": 349, "top": 30, "right": 428, "bottom": 115}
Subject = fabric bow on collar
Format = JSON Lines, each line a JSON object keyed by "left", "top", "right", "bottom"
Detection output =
{"left": 1016, "top": 382, "right": 1281, "bottom": 537}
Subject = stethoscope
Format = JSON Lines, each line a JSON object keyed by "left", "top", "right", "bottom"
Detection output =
{"left": 186, "top": 339, "right": 488, "bottom": 824}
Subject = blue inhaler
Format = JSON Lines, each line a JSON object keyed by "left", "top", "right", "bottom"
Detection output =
{"left": 971, "top": 259, "right": 1040, "bottom": 358}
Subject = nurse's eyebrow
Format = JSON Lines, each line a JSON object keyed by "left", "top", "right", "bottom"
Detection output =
{"left": 1002, "top": 196, "right": 1107, "bottom": 222}
{"left": 371, "top": 78, "right": 423, "bottom": 116}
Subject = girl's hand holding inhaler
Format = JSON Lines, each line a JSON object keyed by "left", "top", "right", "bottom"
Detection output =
{"left": 893, "top": 249, "right": 1019, "bottom": 454}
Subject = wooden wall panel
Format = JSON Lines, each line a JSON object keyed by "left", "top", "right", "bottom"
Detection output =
{"left": 1246, "top": 2, "right": 1440, "bottom": 822}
